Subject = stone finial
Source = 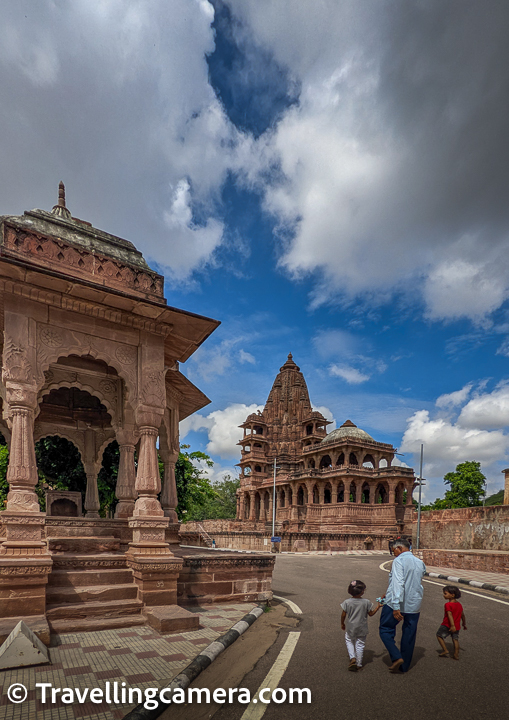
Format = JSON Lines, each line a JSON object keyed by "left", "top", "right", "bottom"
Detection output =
{"left": 280, "top": 353, "right": 300, "bottom": 372}
{"left": 51, "top": 181, "right": 71, "bottom": 219}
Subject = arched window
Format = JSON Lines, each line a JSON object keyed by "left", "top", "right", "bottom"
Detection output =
{"left": 319, "top": 455, "right": 332, "bottom": 469}
{"left": 254, "top": 426, "right": 263, "bottom": 435}
{"left": 349, "top": 452, "right": 358, "bottom": 466}
{"left": 308, "top": 459, "right": 316, "bottom": 469}
{"left": 254, "top": 465, "right": 261, "bottom": 473}
{"left": 363, "top": 454, "right": 375, "bottom": 468}
{"left": 297, "top": 486, "right": 305, "bottom": 506}
{"left": 324, "top": 484, "right": 332, "bottom": 504}
{"left": 336, "top": 452, "right": 345, "bottom": 466}
{"left": 306, "top": 424, "right": 313, "bottom": 435}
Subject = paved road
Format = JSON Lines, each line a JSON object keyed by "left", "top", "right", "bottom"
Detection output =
{"left": 213, "top": 554, "right": 508, "bottom": 720}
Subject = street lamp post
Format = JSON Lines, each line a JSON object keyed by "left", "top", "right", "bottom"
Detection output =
{"left": 416, "top": 444, "right": 423, "bottom": 551}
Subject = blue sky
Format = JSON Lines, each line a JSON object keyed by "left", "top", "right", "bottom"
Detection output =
{"left": 2, "top": 0, "right": 509, "bottom": 501}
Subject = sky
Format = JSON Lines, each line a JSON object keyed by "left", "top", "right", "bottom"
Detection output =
{"left": 2, "top": 0, "right": 509, "bottom": 502}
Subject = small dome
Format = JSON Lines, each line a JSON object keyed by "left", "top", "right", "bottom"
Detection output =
{"left": 321, "top": 420, "right": 374, "bottom": 444}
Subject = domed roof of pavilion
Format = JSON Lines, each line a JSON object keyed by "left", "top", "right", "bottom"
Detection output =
{"left": 321, "top": 419, "right": 374, "bottom": 444}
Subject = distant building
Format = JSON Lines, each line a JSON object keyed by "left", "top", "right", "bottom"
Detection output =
{"left": 236, "top": 354, "right": 415, "bottom": 543}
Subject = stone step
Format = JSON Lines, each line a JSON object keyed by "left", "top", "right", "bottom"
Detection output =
{"left": 48, "top": 614, "right": 147, "bottom": 635}
{"left": 50, "top": 553, "right": 128, "bottom": 573}
{"left": 49, "top": 537, "right": 120, "bottom": 554}
{"left": 48, "top": 567, "right": 133, "bottom": 588}
{"left": 46, "top": 598, "right": 143, "bottom": 621}
{"left": 46, "top": 583, "right": 138, "bottom": 605}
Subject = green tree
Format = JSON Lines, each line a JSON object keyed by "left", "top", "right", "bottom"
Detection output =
{"left": 208, "top": 474, "right": 240, "bottom": 519}
{"left": 175, "top": 445, "right": 216, "bottom": 521}
{"left": 443, "top": 461, "right": 486, "bottom": 507}
{"left": 423, "top": 461, "right": 487, "bottom": 510}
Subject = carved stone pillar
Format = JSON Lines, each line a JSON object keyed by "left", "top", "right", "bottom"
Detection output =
{"left": 83, "top": 428, "right": 100, "bottom": 518}
{"left": 161, "top": 453, "right": 179, "bottom": 523}
{"left": 132, "top": 425, "right": 163, "bottom": 518}
{"left": 115, "top": 431, "right": 137, "bottom": 519}
{"left": 126, "top": 410, "right": 182, "bottom": 615}
{"left": 305, "top": 481, "right": 314, "bottom": 504}
{"left": 388, "top": 485, "right": 396, "bottom": 504}
{"left": 0, "top": 383, "right": 52, "bottom": 625}
{"left": 248, "top": 491, "right": 256, "bottom": 521}
{"left": 331, "top": 480, "right": 339, "bottom": 503}
{"left": 268, "top": 495, "right": 273, "bottom": 522}
{"left": 355, "top": 482, "right": 363, "bottom": 504}
{"left": 318, "top": 484, "right": 325, "bottom": 505}
{"left": 406, "top": 482, "right": 415, "bottom": 504}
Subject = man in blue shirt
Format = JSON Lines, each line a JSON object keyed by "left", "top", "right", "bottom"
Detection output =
{"left": 379, "top": 537, "right": 426, "bottom": 673}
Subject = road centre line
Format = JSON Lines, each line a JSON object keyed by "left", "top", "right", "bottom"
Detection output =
{"left": 379, "top": 560, "right": 509, "bottom": 606}
{"left": 239, "top": 632, "right": 301, "bottom": 720}
{"left": 272, "top": 595, "right": 303, "bottom": 614}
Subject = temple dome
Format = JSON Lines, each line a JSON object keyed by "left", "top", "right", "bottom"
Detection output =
{"left": 321, "top": 419, "right": 374, "bottom": 444}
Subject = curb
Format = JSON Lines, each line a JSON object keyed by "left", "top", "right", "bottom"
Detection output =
{"left": 426, "top": 571, "right": 509, "bottom": 596}
{"left": 122, "top": 604, "right": 265, "bottom": 720}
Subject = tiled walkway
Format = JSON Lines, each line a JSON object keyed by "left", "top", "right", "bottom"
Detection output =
{"left": 0, "top": 603, "right": 256, "bottom": 720}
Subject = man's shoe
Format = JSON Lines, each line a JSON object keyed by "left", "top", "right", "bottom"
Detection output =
{"left": 348, "top": 659, "right": 358, "bottom": 672}
{"left": 389, "top": 658, "right": 404, "bottom": 673}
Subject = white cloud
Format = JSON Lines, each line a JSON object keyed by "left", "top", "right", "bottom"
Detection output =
{"left": 187, "top": 335, "right": 260, "bottom": 382}
{"left": 180, "top": 402, "right": 263, "bottom": 459}
{"left": 458, "top": 384, "right": 509, "bottom": 430}
{"left": 228, "top": 1, "right": 509, "bottom": 322}
{"left": 238, "top": 349, "right": 256, "bottom": 364}
{"left": 329, "top": 364, "right": 370, "bottom": 384}
{"left": 423, "top": 257, "right": 509, "bottom": 322}
{"left": 163, "top": 179, "right": 224, "bottom": 278}
{"left": 436, "top": 384, "right": 473, "bottom": 409}
{"left": 312, "top": 329, "right": 363, "bottom": 360}
{"left": 400, "top": 409, "right": 508, "bottom": 479}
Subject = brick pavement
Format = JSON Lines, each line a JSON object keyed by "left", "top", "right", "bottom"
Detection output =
{"left": 0, "top": 603, "right": 257, "bottom": 720}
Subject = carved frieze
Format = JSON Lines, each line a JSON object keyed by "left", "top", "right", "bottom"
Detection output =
{"left": 3, "top": 225, "right": 164, "bottom": 300}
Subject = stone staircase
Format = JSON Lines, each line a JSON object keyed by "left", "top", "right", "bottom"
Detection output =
{"left": 46, "top": 537, "right": 145, "bottom": 634}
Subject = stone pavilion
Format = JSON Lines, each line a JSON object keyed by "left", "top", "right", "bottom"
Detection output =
{"left": 0, "top": 185, "right": 274, "bottom": 642}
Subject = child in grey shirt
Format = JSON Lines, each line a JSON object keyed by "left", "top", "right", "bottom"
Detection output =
{"left": 341, "top": 580, "right": 381, "bottom": 671}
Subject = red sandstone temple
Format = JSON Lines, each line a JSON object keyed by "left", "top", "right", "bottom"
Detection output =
{"left": 0, "top": 185, "right": 274, "bottom": 643}
{"left": 234, "top": 354, "right": 415, "bottom": 548}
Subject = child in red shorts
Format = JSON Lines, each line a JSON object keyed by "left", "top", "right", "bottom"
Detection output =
{"left": 436, "top": 585, "right": 467, "bottom": 660}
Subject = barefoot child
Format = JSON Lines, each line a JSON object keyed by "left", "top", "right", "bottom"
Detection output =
{"left": 341, "top": 580, "right": 381, "bottom": 672}
{"left": 436, "top": 585, "right": 467, "bottom": 660}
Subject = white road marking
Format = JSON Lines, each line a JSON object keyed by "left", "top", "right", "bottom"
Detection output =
{"left": 379, "top": 559, "right": 509, "bottom": 606}
{"left": 272, "top": 594, "right": 303, "bottom": 614}
{"left": 239, "top": 632, "right": 301, "bottom": 720}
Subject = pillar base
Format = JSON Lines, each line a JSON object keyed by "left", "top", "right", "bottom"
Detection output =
{"left": 0, "top": 512, "right": 52, "bottom": 619}
{"left": 126, "top": 516, "right": 182, "bottom": 606}
{"left": 114, "top": 500, "right": 136, "bottom": 519}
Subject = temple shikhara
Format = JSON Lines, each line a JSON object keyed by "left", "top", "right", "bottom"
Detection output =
{"left": 235, "top": 354, "right": 415, "bottom": 545}
{"left": 0, "top": 185, "right": 274, "bottom": 643}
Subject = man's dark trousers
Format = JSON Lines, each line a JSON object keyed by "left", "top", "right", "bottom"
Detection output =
{"left": 379, "top": 604, "right": 420, "bottom": 672}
